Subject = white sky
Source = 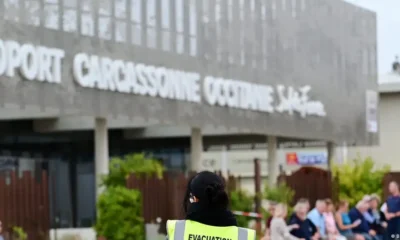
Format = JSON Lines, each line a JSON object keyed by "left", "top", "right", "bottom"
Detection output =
{"left": 344, "top": 0, "right": 400, "bottom": 74}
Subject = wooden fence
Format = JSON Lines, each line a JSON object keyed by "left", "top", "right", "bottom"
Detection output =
{"left": 278, "top": 167, "right": 338, "bottom": 205}
{"left": 126, "top": 172, "right": 238, "bottom": 229}
{"left": 0, "top": 171, "right": 50, "bottom": 240}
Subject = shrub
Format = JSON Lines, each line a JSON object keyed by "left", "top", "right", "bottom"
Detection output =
{"left": 102, "top": 153, "right": 164, "bottom": 188}
{"left": 230, "top": 190, "right": 254, "bottom": 228}
{"left": 12, "top": 226, "right": 27, "bottom": 240}
{"left": 263, "top": 182, "right": 294, "bottom": 205}
{"left": 95, "top": 153, "right": 164, "bottom": 240}
{"left": 95, "top": 186, "right": 145, "bottom": 240}
{"left": 333, "top": 156, "right": 390, "bottom": 207}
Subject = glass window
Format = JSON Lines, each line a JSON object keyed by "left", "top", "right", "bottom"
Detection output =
{"left": 76, "top": 162, "right": 95, "bottom": 228}
{"left": 82, "top": 12, "right": 95, "bottom": 36}
{"left": 175, "top": 0, "right": 184, "bottom": 54}
{"left": 81, "top": 0, "right": 94, "bottom": 36}
{"left": 215, "top": 0, "right": 221, "bottom": 61}
{"left": 131, "top": 24, "right": 142, "bottom": 45}
{"left": 131, "top": 0, "right": 141, "bottom": 23}
{"left": 98, "top": 17, "right": 112, "bottom": 39}
{"left": 25, "top": 0, "right": 41, "bottom": 26}
{"left": 99, "top": 0, "right": 111, "bottom": 15}
{"left": 131, "top": 0, "right": 142, "bottom": 45}
{"left": 161, "top": 0, "right": 170, "bottom": 29}
{"left": 4, "top": 0, "right": 20, "bottom": 22}
{"left": 291, "top": 0, "right": 297, "bottom": 18}
{"left": 114, "top": 0, "right": 127, "bottom": 19}
{"left": 189, "top": 0, "right": 197, "bottom": 36}
{"left": 175, "top": 0, "right": 184, "bottom": 32}
{"left": 98, "top": 0, "right": 111, "bottom": 39}
{"left": 49, "top": 158, "right": 74, "bottom": 228}
{"left": 115, "top": 21, "right": 127, "bottom": 42}
{"left": 146, "top": 0, "right": 157, "bottom": 48}
{"left": 146, "top": 0, "right": 156, "bottom": 27}
{"left": 63, "top": 9, "right": 78, "bottom": 32}
{"left": 115, "top": 0, "right": 127, "bottom": 42}
{"left": 161, "top": 0, "right": 171, "bottom": 51}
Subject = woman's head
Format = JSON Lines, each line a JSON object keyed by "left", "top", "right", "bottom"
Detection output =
{"left": 337, "top": 200, "right": 349, "bottom": 212}
{"left": 389, "top": 181, "right": 399, "bottom": 194}
{"left": 183, "top": 171, "right": 229, "bottom": 213}
{"left": 268, "top": 202, "right": 276, "bottom": 214}
{"left": 294, "top": 202, "right": 308, "bottom": 220}
{"left": 274, "top": 204, "right": 288, "bottom": 218}
{"left": 325, "top": 199, "right": 334, "bottom": 212}
{"left": 370, "top": 194, "right": 380, "bottom": 209}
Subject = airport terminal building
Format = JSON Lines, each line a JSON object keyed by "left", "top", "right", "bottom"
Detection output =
{"left": 0, "top": 0, "right": 377, "bottom": 230}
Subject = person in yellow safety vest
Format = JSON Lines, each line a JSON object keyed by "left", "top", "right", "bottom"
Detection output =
{"left": 166, "top": 171, "right": 256, "bottom": 240}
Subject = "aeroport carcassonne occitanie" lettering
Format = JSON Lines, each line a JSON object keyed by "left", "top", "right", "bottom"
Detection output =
{"left": 0, "top": 38, "right": 326, "bottom": 118}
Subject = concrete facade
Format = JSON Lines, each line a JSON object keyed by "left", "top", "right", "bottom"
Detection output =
{"left": 0, "top": 0, "right": 378, "bottom": 144}
{"left": 347, "top": 88, "right": 400, "bottom": 169}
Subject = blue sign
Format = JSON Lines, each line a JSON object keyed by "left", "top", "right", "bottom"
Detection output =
{"left": 297, "top": 153, "right": 327, "bottom": 165}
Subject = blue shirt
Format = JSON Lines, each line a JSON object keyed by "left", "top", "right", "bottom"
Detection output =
{"left": 348, "top": 207, "right": 370, "bottom": 233}
{"left": 307, "top": 208, "right": 326, "bottom": 237}
{"left": 386, "top": 195, "right": 400, "bottom": 213}
{"left": 386, "top": 195, "right": 400, "bottom": 234}
{"left": 363, "top": 210, "right": 374, "bottom": 223}
{"left": 338, "top": 212, "right": 353, "bottom": 235}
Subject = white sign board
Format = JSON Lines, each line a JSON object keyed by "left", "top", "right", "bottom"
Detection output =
{"left": 366, "top": 90, "right": 378, "bottom": 133}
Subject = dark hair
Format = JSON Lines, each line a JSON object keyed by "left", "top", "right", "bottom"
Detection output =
{"left": 183, "top": 171, "right": 229, "bottom": 213}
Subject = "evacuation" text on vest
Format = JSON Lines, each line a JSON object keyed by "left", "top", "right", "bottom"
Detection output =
{"left": 188, "top": 234, "right": 233, "bottom": 240}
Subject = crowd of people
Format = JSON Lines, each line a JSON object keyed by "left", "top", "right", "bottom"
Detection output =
{"left": 262, "top": 181, "right": 400, "bottom": 240}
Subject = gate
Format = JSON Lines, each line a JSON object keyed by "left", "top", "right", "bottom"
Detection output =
{"left": 278, "top": 167, "right": 337, "bottom": 205}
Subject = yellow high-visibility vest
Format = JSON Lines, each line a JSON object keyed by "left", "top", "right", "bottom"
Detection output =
{"left": 167, "top": 220, "right": 256, "bottom": 240}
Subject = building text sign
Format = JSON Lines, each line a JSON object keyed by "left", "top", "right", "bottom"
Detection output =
{"left": 0, "top": 39, "right": 326, "bottom": 118}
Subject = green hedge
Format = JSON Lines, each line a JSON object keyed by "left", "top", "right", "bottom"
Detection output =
{"left": 333, "top": 156, "right": 390, "bottom": 207}
{"left": 95, "top": 153, "right": 164, "bottom": 240}
{"left": 95, "top": 186, "right": 145, "bottom": 240}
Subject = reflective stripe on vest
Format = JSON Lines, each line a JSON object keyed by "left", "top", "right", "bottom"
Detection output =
{"left": 169, "top": 220, "right": 255, "bottom": 240}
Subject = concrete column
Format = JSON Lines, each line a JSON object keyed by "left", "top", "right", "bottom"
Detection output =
{"left": 95, "top": 118, "right": 109, "bottom": 197}
{"left": 267, "top": 136, "right": 278, "bottom": 187}
{"left": 327, "top": 141, "right": 336, "bottom": 171}
{"left": 190, "top": 127, "right": 203, "bottom": 171}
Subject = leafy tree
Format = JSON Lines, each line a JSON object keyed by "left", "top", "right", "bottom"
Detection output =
{"left": 102, "top": 153, "right": 164, "bottom": 188}
{"left": 230, "top": 190, "right": 254, "bottom": 227}
{"left": 95, "top": 153, "right": 164, "bottom": 240}
{"left": 333, "top": 156, "right": 390, "bottom": 207}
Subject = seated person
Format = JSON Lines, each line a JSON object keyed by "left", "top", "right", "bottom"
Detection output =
{"left": 348, "top": 200, "right": 380, "bottom": 240}
{"left": 335, "top": 200, "right": 365, "bottom": 240}
{"left": 368, "top": 194, "right": 387, "bottom": 236}
{"left": 323, "top": 199, "right": 346, "bottom": 240}
{"left": 308, "top": 200, "right": 327, "bottom": 238}
{"left": 288, "top": 202, "right": 319, "bottom": 240}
